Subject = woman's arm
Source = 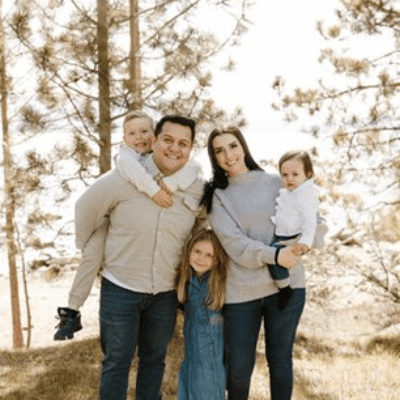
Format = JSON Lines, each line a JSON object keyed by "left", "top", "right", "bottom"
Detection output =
{"left": 209, "top": 194, "right": 300, "bottom": 269}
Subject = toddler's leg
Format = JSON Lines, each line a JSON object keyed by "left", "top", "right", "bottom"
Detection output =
{"left": 268, "top": 242, "right": 293, "bottom": 310}
{"left": 68, "top": 217, "right": 109, "bottom": 310}
{"left": 54, "top": 217, "right": 109, "bottom": 341}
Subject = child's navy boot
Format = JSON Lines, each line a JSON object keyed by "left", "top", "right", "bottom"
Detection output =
{"left": 54, "top": 307, "right": 82, "bottom": 340}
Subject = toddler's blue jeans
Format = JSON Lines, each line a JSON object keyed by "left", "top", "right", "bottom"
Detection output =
{"left": 268, "top": 234, "right": 299, "bottom": 287}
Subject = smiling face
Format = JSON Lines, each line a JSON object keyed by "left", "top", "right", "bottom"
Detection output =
{"left": 152, "top": 121, "right": 192, "bottom": 176}
{"left": 212, "top": 133, "right": 249, "bottom": 177}
{"left": 123, "top": 117, "right": 155, "bottom": 154}
{"left": 280, "top": 158, "right": 309, "bottom": 191}
{"left": 189, "top": 240, "right": 215, "bottom": 278}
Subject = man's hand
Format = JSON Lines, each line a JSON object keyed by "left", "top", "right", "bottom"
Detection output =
{"left": 277, "top": 246, "right": 301, "bottom": 268}
{"left": 152, "top": 188, "right": 173, "bottom": 208}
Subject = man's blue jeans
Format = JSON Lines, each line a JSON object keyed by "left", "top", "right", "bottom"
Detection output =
{"left": 223, "top": 289, "right": 305, "bottom": 400}
{"left": 99, "top": 278, "right": 178, "bottom": 400}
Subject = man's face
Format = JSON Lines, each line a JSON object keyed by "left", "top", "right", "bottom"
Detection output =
{"left": 152, "top": 121, "right": 192, "bottom": 176}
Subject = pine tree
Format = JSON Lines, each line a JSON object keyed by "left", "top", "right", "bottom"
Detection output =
{"left": 272, "top": 0, "right": 400, "bottom": 301}
{"left": 10, "top": 0, "right": 251, "bottom": 179}
{"left": 0, "top": 1, "right": 251, "bottom": 344}
{"left": 1, "top": 0, "right": 24, "bottom": 348}
{"left": 272, "top": 0, "right": 400, "bottom": 220}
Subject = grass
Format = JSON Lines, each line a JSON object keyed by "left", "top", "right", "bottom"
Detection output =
{"left": 1, "top": 315, "right": 399, "bottom": 400}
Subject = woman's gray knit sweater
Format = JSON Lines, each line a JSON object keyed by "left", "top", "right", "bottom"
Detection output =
{"left": 209, "top": 170, "right": 306, "bottom": 304}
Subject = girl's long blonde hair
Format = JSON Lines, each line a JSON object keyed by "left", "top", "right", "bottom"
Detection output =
{"left": 175, "top": 228, "right": 229, "bottom": 310}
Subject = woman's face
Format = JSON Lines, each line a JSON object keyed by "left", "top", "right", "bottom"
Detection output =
{"left": 212, "top": 133, "right": 249, "bottom": 177}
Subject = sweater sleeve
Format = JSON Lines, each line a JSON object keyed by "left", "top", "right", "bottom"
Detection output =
{"left": 209, "top": 194, "right": 276, "bottom": 269}
{"left": 75, "top": 172, "right": 121, "bottom": 250}
{"left": 115, "top": 146, "right": 160, "bottom": 197}
{"left": 163, "top": 159, "right": 201, "bottom": 192}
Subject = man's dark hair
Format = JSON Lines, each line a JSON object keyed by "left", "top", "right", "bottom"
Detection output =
{"left": 154, "top": 115, "right": 196, "bottom": 142}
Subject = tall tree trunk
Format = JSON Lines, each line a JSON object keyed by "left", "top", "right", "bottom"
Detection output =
{"left": 129, "top": 0, "right": 142, "bottom": 109}
{"left": 97, "top": 0, "right": 111, "bottom": 174}
{"left": 0, "top": 0, "right": 24, "bottom": 348}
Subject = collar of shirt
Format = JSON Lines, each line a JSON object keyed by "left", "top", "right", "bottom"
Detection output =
{"left": 280, "top": 177, "right": 315, "bottom": 196}
{"left": 142, "top": 153, "right": 164, "bottom": 180}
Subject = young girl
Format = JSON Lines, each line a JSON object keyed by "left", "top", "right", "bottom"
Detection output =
{"left": 175, "top": 228, "right": 229, "bottom": 400}
{"left": 268, "top": 150, "right": 319, "bottom": 309}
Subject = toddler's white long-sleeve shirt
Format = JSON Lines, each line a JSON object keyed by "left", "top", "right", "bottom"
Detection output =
{"left": 271, "top": 178, "right": 319, "bottom": 247}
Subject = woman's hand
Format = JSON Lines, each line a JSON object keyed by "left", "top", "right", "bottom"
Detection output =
{"left": 277, "top": 246, "right": 301, "bottom": 268}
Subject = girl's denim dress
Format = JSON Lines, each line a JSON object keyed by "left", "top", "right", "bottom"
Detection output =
{"left": 178, "top": 272, "right": 226, "bottom": 400}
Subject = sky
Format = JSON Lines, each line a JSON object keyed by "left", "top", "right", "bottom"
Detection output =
{"left": 206, "top": 0, "right": 340, "bottom": 166}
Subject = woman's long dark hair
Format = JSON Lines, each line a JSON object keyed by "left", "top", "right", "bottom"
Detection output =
{"left": 200, "top": 126, "right": 262, "bottom": 213}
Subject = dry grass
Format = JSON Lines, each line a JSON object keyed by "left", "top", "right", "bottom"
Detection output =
{"left": 248, "top": 333, "right": 400, "bottom": 400}
{"left": 0, "top": 315, "right": 399, "bottom": 400}
{"left": 0, "top": 315, "right": 185, "bottom": 400}
{"left": 0, "top": 338, "right": 101, "bottom": 400}
{"left": 294, "top": 354, "right": 399, "bottom": 400}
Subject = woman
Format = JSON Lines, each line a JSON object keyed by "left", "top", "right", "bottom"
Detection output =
{"left": 200, "top": 126, "right": 322, "bottom": 400}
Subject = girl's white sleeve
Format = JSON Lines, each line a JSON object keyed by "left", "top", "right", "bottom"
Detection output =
{"left": 116, "top": 146, "right": 160, "bottom": 197}
{"left": 163, "top": 160, "right": 201, "bottom": 192}
{"left": 296, "top": 186, "right": 319, "bottom": 247}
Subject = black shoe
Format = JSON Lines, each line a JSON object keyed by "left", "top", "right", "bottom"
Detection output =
{"left": 278, "top": 286, "right": 293, "bottom": 310}
{"left": 54, "top": 307, "right": 82, "bottom": 340}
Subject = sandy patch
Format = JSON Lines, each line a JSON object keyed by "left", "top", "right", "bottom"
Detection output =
{"left": 0, "top": 267, "right": 100, "bottom": 349}
{"left": 1, "top": 261, "right": 399, "bottom": 350}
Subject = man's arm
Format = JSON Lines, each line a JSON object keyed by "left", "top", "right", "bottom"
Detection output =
{"left": 75, "top": 171, "right": 120, "bottom": 250}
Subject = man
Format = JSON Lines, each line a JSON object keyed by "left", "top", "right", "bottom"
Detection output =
{"left": 74, "top": 115, "right": 204, "bottom": 400}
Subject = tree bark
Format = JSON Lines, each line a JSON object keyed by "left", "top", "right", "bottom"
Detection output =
{"left": 0, "top": 0, "right": 24, "bottom": 348}
{"left": 129, "top": 0, "right": 142, "bottom": 109}
{"left": 97, "top": 0, "right": 111, "bottom": 174}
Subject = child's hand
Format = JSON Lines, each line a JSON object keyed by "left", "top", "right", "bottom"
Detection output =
{"left": 292, "top": 244, "right": 310, "bottom": 256}
{"left": 277, "top": 246, "right": 300, "bottom": 268}
{"left": 160, "top": 182, "right": 172, "bottom": 195}
{"left": 152, "top": 189, "right": 173, "bottom": 208}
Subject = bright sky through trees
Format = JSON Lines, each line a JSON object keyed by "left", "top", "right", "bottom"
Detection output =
{"left": 209, "top": 0, "right": 340, "bottom": 162}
